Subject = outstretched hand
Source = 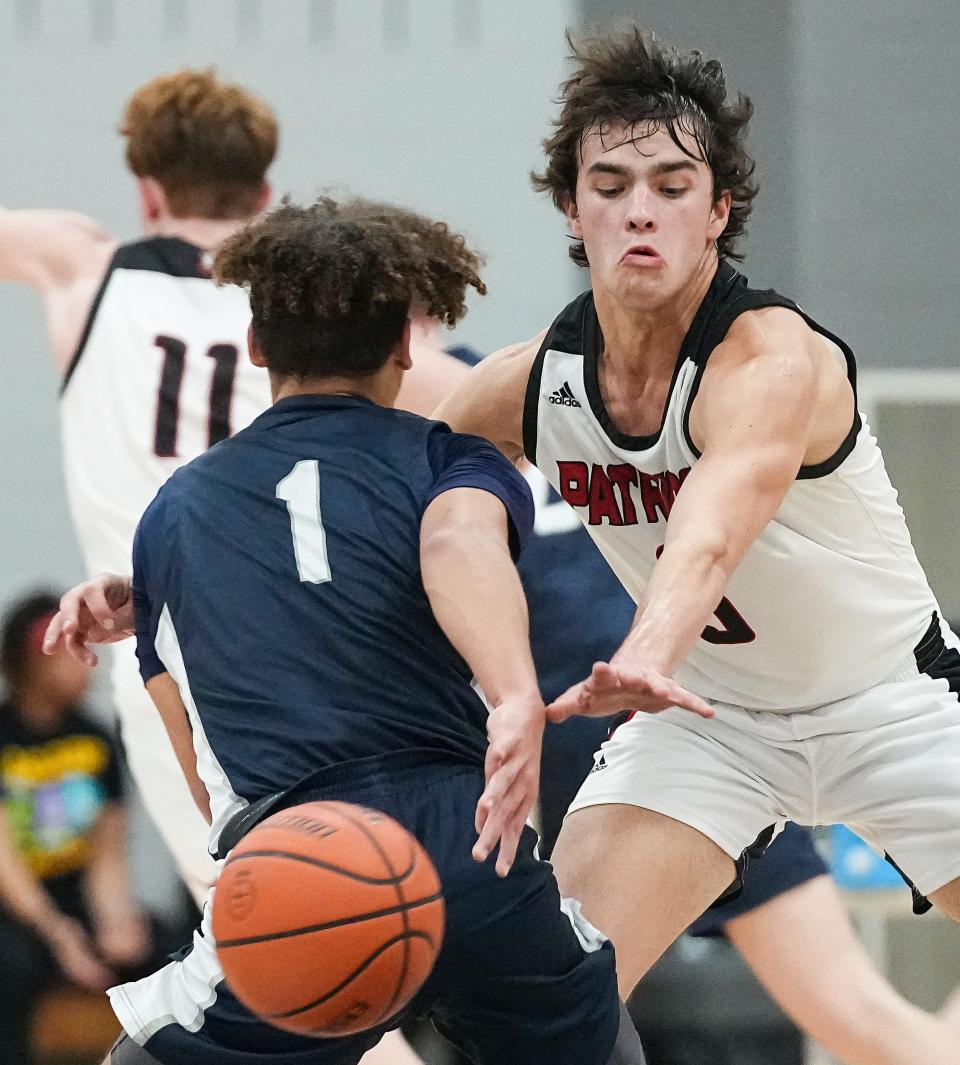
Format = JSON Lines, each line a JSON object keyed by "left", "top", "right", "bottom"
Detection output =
{"left": 546, "top": 661, "right": 714, "bottom": 723}
{"left": 42, "top": 573, "right": 134, "bottom": 666}
{"left": 473, "top": 695, "right": 544, "bottom": 878}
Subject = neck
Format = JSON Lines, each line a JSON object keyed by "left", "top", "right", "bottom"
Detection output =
{"left": 145, "top": 216, "right": 252, "bottom": 250}
{"left": 13, "top": 684, "right": 65, "bottom": 733}
{"left": 271, "top": 373, "right": 396, "bottom": 407}
{"left": 595, "top": 250, "right": 718, "bottom": 382}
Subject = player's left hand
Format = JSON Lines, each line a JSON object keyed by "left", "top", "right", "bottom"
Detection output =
{"left": 546, "top": 661, "right": 715, "bottom": 722}
{"left": 473, "top": 695, "right": 545, "bottom": 877}
{"left": 42, "top": 572, "right": 135, "bottom": 665}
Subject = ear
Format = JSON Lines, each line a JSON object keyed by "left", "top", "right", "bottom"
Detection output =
{"left": 138, "top": 178, "right": 169, "bottom": 230}
{"left": 253, "top": 180, "right": 271, "bottom": 216}
{"left": 708, "top": 190, "right": 732, "bottom": 243}
{"left": 247, "top": 322, "right": 268, "bottom": 367}
{"left": 565, "top": 196, "right": 583, "bottom": 240}
{"left": 394, "top": 319, "right": 413, "bottom": 371}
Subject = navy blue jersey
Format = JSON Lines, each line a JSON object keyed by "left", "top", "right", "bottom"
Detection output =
{"left": 132, "top": 394, "right": 532, "bottom": 846}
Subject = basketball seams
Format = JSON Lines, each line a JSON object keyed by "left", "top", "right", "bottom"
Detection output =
{"left": 330, "top": 803, "right": 415, "bottom": 1025}
{"left": 217, "top": 891, "right": 443, "bottom": 948}
{"left": 268, "top": 930, "right": 436, "bottom": 1022}
{"left": 223, "top": 847, "right": 415, "bottom": 885}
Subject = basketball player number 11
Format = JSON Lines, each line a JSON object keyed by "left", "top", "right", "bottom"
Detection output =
{"left": 276, "top": 460, "right": 332, "bottom": 584}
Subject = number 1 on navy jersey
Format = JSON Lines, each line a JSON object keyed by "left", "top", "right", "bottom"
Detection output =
{"left": 276, "top": 460, "right": 332, "bottom": 584}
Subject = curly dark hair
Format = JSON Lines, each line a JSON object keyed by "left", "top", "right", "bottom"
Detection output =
{"left": 214, "top": 197, "right": 486, "bottom": 379}
{"left": 532, "top": 27, "right": 758, "bottom": 265}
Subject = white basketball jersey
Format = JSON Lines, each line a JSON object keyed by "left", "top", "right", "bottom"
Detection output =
{"left": 60, "top": 237, "right": 271, "bottom": 577}
{"left": 524, "top": 264, "right": 940, "bottom": 711}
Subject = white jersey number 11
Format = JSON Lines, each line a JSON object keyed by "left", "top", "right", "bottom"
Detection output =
{"left": 276, "top": 460, "right": 332, "bottom": 584}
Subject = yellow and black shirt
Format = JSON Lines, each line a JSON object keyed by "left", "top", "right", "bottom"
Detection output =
{"left": 0, "top": 704, "right": 121, "bottom": 912}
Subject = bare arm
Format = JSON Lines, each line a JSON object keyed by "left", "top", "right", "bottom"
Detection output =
{"left": 431, "top": 334, "right": 543, "bottom": 462}
{"left": 146, "top": 673, "right": 212, "bottom": 825}
{"left": 85, "top": 804, "right": 150, "bottom": 967}
{"left": 0, "top": 206, "right": 113, "bottom": 290}
{"left": 549, "top": 310, "right": 848, "bottom": 719}
{"left": 420, "top": 487, "right": 542, "bottom": 875}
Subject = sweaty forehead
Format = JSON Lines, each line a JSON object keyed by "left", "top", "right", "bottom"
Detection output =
{"left": 578, "top": 120, "right": 707, "bottom": 170}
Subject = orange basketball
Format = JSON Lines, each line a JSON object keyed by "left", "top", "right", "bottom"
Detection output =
{"left": 212, "top": 800, "right": 445, "bottom": 1037}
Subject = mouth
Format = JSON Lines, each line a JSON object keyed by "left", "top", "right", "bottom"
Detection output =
{"left": 620, "top": 245, "right": 662, "bottom": 266}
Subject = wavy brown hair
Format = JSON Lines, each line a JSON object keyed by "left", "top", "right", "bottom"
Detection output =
{"left": 214, "top": 197, "right": 486, "bottom": 379}
{"left": 532, "top": 27, "right": 758, "bottom": 264}
{"left": 120, "top": 69, "right": 277, "bottom": 220}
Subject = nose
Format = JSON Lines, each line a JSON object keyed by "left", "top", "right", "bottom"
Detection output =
{"left": 625, "top": 186, "right": 655, "bottom": 232}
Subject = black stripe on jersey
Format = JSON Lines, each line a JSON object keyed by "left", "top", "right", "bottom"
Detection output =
{"left": 522, "top": 291, "right": 592, "bottom": 464}
{"left": 915, "top": 611, "right": 960, "bottom": 696}
{"left": 60, "top": 237, "right": 209, "bottom": 395}
{"left": 678, "top": 267, "right": 863, "bottom": 480}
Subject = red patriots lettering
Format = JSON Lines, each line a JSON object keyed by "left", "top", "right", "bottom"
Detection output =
{"left": 588, "top": 463, "right": 623, "bottom": 526}
{"left": 558, "top": 461, "right": 589, "bottom": 507}
{"left": 555, "top": 461, "right": 691, "bottom": 526}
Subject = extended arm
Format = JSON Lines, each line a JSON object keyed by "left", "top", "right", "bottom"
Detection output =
{"left": 420, "top": 487, "right": 542, "bottom": 875}
{"left": 0, "top": 206, "right": 113, "bottom": 289}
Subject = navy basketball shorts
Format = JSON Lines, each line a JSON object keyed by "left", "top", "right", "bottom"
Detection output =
{"left": 107, "top": 759, "right": 625, "bottom": 1065}
{"left": 688, "top": 822, "right": 828, "bottom": 936}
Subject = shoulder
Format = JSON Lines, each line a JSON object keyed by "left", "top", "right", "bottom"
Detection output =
{"left": 0, "top": 207, "right": 115, "bottom": 288}
{"left": 432, "top": 332, "right": 546, "bottom": 463}
{"left": 703, "top": 306, "right": 821, "bottom": 393}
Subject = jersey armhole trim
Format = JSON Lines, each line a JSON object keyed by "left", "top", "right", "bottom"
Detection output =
{"left": 680, "top": 295, "right": 862, "bottom": 480}
{"left": 522, "top": 327, "right": 563, "bottom": 465}
{"left": 59, "top": 251, "right": 119, "bottom": 395}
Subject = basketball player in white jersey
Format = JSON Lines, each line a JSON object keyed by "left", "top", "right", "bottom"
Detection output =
{"left": 0, "top": 69, "right": 277, "bottom": 906}
{"left": 433, "top": 28, "right": 960, "bottom": 1062}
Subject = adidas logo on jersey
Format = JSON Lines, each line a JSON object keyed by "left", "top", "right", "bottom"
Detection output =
{"left": 548, "top": 382, "right": 581, "bottom": 407}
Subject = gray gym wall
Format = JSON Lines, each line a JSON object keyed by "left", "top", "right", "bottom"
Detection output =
{"left": 582, "top": 0, "right": 960, "bottom": 370}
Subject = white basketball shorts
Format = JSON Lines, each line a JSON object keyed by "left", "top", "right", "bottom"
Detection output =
{"left": 569, "top": 616, "right": 960, "bottom": 900}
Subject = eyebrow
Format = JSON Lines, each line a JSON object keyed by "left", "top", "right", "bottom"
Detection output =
{"left": 586, "top": 159, "right": 700, "bottom": 179}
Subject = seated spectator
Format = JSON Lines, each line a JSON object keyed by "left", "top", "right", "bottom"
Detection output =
{"left": 0, "top": 591, "right": 152, "bottom": 1065}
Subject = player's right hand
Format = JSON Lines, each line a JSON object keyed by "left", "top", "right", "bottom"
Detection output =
{"left": 546, "top": 661, "right": 714, "bottom": 722}
{"left": 42, "top": 573, "right": 134, "bottom": 666}
{"left": 473, "top": 694, "right": 544, "bottom": 878}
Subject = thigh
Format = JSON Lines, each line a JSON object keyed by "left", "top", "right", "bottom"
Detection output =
{"left": 688, "top": 823, "right": 828, "bottom": 937}
{"left": 551, "top": 803, "right": 735, "bottom": 996}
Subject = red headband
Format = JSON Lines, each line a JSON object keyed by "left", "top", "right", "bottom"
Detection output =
{"left": 25, "top": 611, "right": 58, "bottom": 656}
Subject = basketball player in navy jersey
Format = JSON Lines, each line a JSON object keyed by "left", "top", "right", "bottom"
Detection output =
{"left": 47, "top": 197, "right": 644, "bottom": 1065}
{"left": 435, "top": 28, "right": 960, "bottom": 1064}
{"left": 0, "top": 69, "right": 276, "bottom": 906}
